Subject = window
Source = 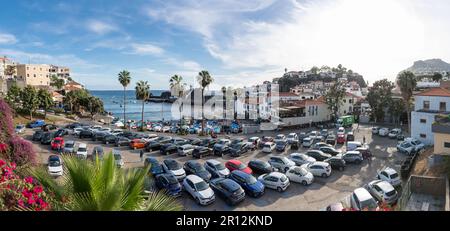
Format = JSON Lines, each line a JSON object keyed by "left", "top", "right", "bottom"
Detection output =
{"left": 420, "top": 119, "right": 426, "bottom": 123}
{"left": 444, "top": 142, "right": 450, "bottom": 148}
{"left": 440, "top": 102, "right": 446, "bottom": 111}
{"left": 420, "top": 134, "right": 426, "bottom": 138}
{"left": 423, "top": 101, "right": 430, "bottom": 110}
{"left": 343, "top": 99, "right": 347, "bottom": 103}
{"left": 349, "top": 99, "right": 353, "bottom": 104}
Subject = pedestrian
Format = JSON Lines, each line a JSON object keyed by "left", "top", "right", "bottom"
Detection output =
{"left": 367, "top": 155, "right": 372, "bottom": 166}
{"left": 140, "top": 149, "right": 144, "bottom": 162}
{"left": 363, "top": 136, "right": 366, "bottom": 144}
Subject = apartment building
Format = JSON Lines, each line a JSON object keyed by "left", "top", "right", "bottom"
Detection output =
{"left": 16, "top": 64, "right": 51, "bottom": 87}
{"left": 411, "top": 88, "right": 450, "bottom": 144}
{"left": 431, "top": 115, "right": 450, "bottom": 155}
{"left": 50, "top": 65, "right": 70, "bottom": 80}
{"left": 338, "top": 92, "right": 361, "bottom": 116}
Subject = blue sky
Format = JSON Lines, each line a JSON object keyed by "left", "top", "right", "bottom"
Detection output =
{"left": 1, "top": 0, "right": 450, "bottom": 90}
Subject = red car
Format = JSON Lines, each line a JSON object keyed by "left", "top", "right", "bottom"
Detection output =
{"left": 225, "top": 160, "right": 252, "bottom": 174}
{"left": 51, "top": 137, "right": 64, "bottom": 151}
{"left": 337, "top": 134, "right": 346, "bottom": 144}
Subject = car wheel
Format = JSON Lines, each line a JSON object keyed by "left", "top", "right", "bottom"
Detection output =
{"left": 277, "top": 187, "right": 283, "bottom": 192}
{"left": 302, "top": 180, "right": 308, "bottom": 186}
{"left": 321, "top": 173, "right": 327, "bottom": 178}
{"left": 284, "top": 167, "right": 289, "bottom": 173}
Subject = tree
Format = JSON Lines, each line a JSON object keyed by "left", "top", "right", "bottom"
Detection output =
{"left": 20, "top": 86, "right": 39, "bottom": 120}
{"left": 4, "top": 65, "right": 16, "bottom": 78}
{"left": 118, "top": 70, "right": 131, "bottom": 126}
{"left": 5, "top": 83, "right": 21, "bottom": 111}
{"left": 50, "top": 75, "right": 65, "bottom": 91}
{"left": 135, "top": 81, "right": 150, "bottom": 131}
{"left": 397, "top": 71, "right": 417, "bottom": 133}
{"left": 325, "top": 81, "right": 346, "bottom": 120}
{"left": 432, "top": 72, "right": 443, "bottom": 82}
{"left": 367, "top": 79, "right": 395, "bottom": 123}
{"left": 310, "top": 66, "right": 319, "bottom": 75}
{"left": 63, "top": 90, "right": 76, "bottom": 112}
{"left": 37, "top": 89, "right": 53, "bottom": 119}
{"left": 388, "top": 99, "right": 406, "bottom": 125}
{"left": 30, "top": 153, "right": 182, "bottom": 211}
{"left": 87, "top": 96, "right": 104, "bottom": 118}
{"left": 169, "top": 75, "right": 185, "bottom": 124}
{"left": 197, "top": 70, "right": 214, "bottom": 134}
{"left": 221, "top": 86, "right": 227, "bottom": 120}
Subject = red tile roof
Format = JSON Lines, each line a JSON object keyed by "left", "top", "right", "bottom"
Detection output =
{"left": 416, "top": 87, "right": 450, "bottom": 97}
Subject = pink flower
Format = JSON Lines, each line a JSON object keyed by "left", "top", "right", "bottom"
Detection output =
{"left": 33, "top": 186, "right": 43, "bottom": 194}
{"left": 24, "top": 176, "right": 33, "bottom": 184}
{"left": 0, "top": 159, "right": 6, "bottom": 167}
{"left": 0, "top": 143, "right": 8, "bottom": 153}
{"left": 18, "top": 199, "right": 24, "bottom": 207}
{"left": 27, "top": 197, "right": 36, "bottom": 205}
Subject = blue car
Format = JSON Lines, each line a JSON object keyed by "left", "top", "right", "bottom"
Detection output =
{"left": 144, "top": 157, "right": 165, "bottom": 176}
{"left": 154, "top": 173, "right": 182, "bottom": 197}
{"left": 275, "top": 140, "right": 288, "bottom": 152}
{"left": 229, "top": 170, "right": 265, "bottom": 198}
{"left": 27, "top": 120, "right": 46, "bottom": 128}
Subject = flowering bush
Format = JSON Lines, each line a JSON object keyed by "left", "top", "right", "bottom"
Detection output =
{"left": 0, "top": 99, "right": 14, "bottom": 143}
{"left": 0, "top": 159, "right": 50, "bottom": 211}
{"left": 7, "top": 136, "right": 37, "bottom": 166}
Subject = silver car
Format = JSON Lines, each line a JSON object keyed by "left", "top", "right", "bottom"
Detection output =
{"left": 63, "top": 140, "right": 76, "bottom": 154}
{"left": 367, "top": 180, "right": 398, "bottom": 205}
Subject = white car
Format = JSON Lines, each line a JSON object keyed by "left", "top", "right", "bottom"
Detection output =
{"left": 377, "top": 167, "right": 401, "bottom": 187}
{"left": 346, "top": 141, "right": 363, "bottom": 151}
{"left": 47, "top": 155, "right": 63, "bottom": 177}
{"left": 286, "top": 133, "right": 298, "bottom": 143}
{"left": 216, "top": 139, "right": 231, "bottom": 146}
{"left": 350, "top": 188, "right": 379, "bottom": 211}
{"left": 162, "top": 159, "right": 186, "bottom": 181}
{"left": 15, "top": 124, "right": 25, "bottom": 134}
{"left": 76, "top": 143, "right": 88, "bottom": 159}
{"left": 372, "top": 127, "right": 379, "bottom": 135}
{"left": 366, "top": 180, "right": 398, "bottom": 205}
{"left": 99, "top": 127, "right": 112, "bottom": 133}
{"left": 274, "top": 134, "right": 286, "bottom": 142}
{"left": 183, "top": 175, "right": 215, "bottom": 205}
{"left": 73, "top": 127, "right": 84, "bottom": 136}
{"left": 178, "top": 144, "right": 195, "bottom": 156}
{"left": 114, "top": 121, "right": 124, "bottom": 127}
{"left": 113, "top": 149, "right": 124, "bottom": 168}
{"left": 204, "top": 159, "right": 230, "bottom": 178}
{"left": 258, "top": 172, "right": 290, "bottom": 192}
{"left": 89, "top": 125, "right": 103, "bottom": 132}
{"left": 162, "top": 126, "right": 171, "bottom": 133}
{"left": 397, "top": 138, "right": 425, "bottom": 155}
{"left": 153, "top": 125, "right": 162, "bottom": 132}
{"left": 337, "top": 127, "right": 345, "bottom": 135}
{"left": 111, "top": 129, "right": 123, "bottom": 135}
{"left": 268, "top": 156, "right": 295, "bottom": 173}
{"left": 388, "top": 128, "right": 401, "bottom": 138}
{"left": 302, "top": 137, "right": 313, "bottom": 148}
{"left": 301, "top": 162, "right": 331, "bottom": 177}
{"left": 285, "top": 166, "right": 314, "bottom": 186}
{"left": 262, "top": 142, "right": 276, "bottom": 153}
{"left": 378, "top": 127, "right": 389, "bottom": 137}
{"left": 288, "top": 153, "right": 316, "bottom": 166}
{"left": 404, "top": 138, "right": 425, "bottom": 151}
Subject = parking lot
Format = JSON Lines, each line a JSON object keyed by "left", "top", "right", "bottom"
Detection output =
{"left": 23, "top": 123, "right": 407, "bottom": 211}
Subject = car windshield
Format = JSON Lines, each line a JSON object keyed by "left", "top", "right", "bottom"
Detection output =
{"left": 237, "top": 163, "right": 247, "bottom": 170}
{"left": 263, "top": 144, "right": 271, "bottom": 148}
{"left": 231, "top": 143, "right": 242, "bottom": 149}
{"left": 53, "top": 139, "right": 61, "bottom": 143}
{"left": 360, "top": 198, "right": 378, "bottom": 210}
{"left": 401, "top": 142, "right": 412, "bottom": 148}
{"left": 214, "top": 163, "right": 226, "bottom": 170}
{"left": 390, "top": 173, "right": 399, "bottom": 179}
{"left": 287, "top": 134, "right": 295, "bottom": 138}
{"left": 48, "top": 159, "right": 60, "bottom": 167}
{"left": 166, "top": 161, "right": 180, "bottom": 170}
{"left": 245, "top": 175, "right": 257, "bottom": 184}
{"left": 166, "top": 176, "right": 178, "bottom": 185}
{"left": 78, "top": 147, "right": 87, "bottom": 152}
{"left": 296, "top": 167, "right": 309, "bottom": 175}
{"left": 65, "top": 143, "right": 74, "bottom": 148}
{"left": 218, "top": 140, "right": 229, "bottom": 144}
{"left": 280, "top": 175, "right": 288, "bottom": 182}
{"left": 385, "top": 189, "right": 396, "bottom": 197}
{"left": 195, "top": 181, "right": 209, "bottom": 191}
{"left": 191, "top": 163, "right": 204, "bottom": 172}
{"left": 276, "top": 141, "right": 285, "bottom": 145}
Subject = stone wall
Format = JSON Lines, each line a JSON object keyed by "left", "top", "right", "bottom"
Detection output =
{"left": 410, "top": 175, "right": 446, "bottom": 196}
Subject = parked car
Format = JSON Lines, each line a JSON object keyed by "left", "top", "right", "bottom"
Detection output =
{"left": 397, "top": 138, "right": 424, "bottom": 155}
{"left": 346, "top": 132, "right": 355, "bottom": 142}
{"left": 91, "top": 146, "right": 104, "bottom": 160}
{"left": 15, "top": 124, "right": 25, "bottom": 134}
{"left": 176, "top": 144, "right": 194, "bottom": 156}
{"left": 63, "top": 140, "right": 76, "bottom": 154}
{"left": 102, "top": 134, "right": 117, "bottom": 145}
{"left": 73, "top": 127, "right": 84, "bottom": 137}
{"left": 341, "top": 151, "right": 363, "bottom": 164}
{"left": 32, "top": 130, "right": 45, "bottom": 141}
{"left": 350, "top": 188, "right": 379, "bottom": 211}
{"left": 129, "top": 139, "right": 146, "bottom": 150}
{"left": 216, "top": 138, "right": 231, "bottom": 146}
{"left": 248, "top": 137, "right": 261, "bottom": 147}
{"left": 92, "top": 131, "right": 109, "bottom": 142}
{"left": 113, "top": 149, "right": 124, "bottom": 168}
{"left": 42, "top": 124, "right": 58, "bottom": 132}
{"left": 372, "top": 127, "right": 379, "bottom": 135}
{"left": 259, "top": 136, "right": 274, "bottom": 148}
{"left": 320, "top": 129, "right": 329, "bottom": 138}
{"left": 336, "top": 134, "right": 346, "bottom": 144}
{"left": 144, "top": 157, "right": 165, "bottom": 176}
{"left": 51, "top": 137, "right": 64, "bottom": 151}
{"left": 40, "top": 132, "right": 53, "bottom": 145}
{"left": 162, "top": 159, "right": 186, "bottom": 181}
{"left": 230, "top": 142, "right": 250, "bottom": 157}
{"left": 47, "top": 155, "right": 63, "bottom": 177}
{"left": 171, "top": 137, "right": 188, "bottom": 145}
{"left": 285, "top": 166, "right": 314, "bottom": 186}
{"left": 188, "top": 138, "right": 202, "bottom": 146}
{"left": 27, "top": 120, "right": 46, "bottom": 128}
{"left": 183, "top": 175, "right": 215, "bottom": 206}
{"left": 302, "top": 137, "right": 313, "bottom": 148}
{"left": 54, "top": 128, "right": 69, "bottom": 138}
{"left": 79, "top": 129, "right": 94, "bottom": 139}
{"left": 229, "top": 170, "right": 265, "bottom": 198}
{"left": 355, "top": 147, "right": 372, "bottom": 159}
{"left": 306, "top": 150, "right": 332, "bottom": 161}
{"left": 192, "top": 146, "right": 213, "bottom": 158}
{"left": 258, "top": 172, "right": 290, "bottom": 192}
{"left": 388, "top": 128, "right": 402, "bottom": 139}
{"left": 275, "top": 140, "right": 288, "bottom": 152}
{"left": 160, "top": 143, "right": 178, "bottom": 155}
{"left": 319, "top": 146, "right": 340, "bottom": 156}
{"left": 213, "top": 143, "right": 231, "bottom": 156}
{"left": 76, "top": 143, "right": 88, "bottom": 159}
{"left": 346, "top": 141, "right": 363, "bottom": 151}
{"left": 184, "top": 160, "right": 212, "bottom": 182}
{"left": 225, "top": 160, "right": 252, "bottom": 174}
{"left": 324, "top": 156, "right": 346, "bottom": 171}
{"left": 268, "top": 156, "right": 295, "bottom": 173}
{"left": 274, "top": 134, "right": 286, "bottom": 142}
{"left": 377, "top": 167, "right": 401, "bottom": 187}
{"left": 326, "top": 134, "right": 336, "bottom": 145}
{"left": 204, "top": 159, "right": 230, "bottom": 178}
{"left": 262, "top": 142, "right": 276, "bottom": 153}
{"left": 326, "top": 202, "right": 344, "bottom": 211}
{"left": 301, "top": 162, "right": 331, "bottom": 177}
{"left": 367, "top": 180, "right": 398, "bottom": 205}
{"left": 155, "top": 173, "right": 182, "bottom": 197}
{"left": 248, "top": 159, "right": 274, "bottom": 175}
{"left": 200, "top": 138, "right": 217, "bottom": 148}
{"left": 286, "top": 133, "right": 298, "bottom": 144}
{"left": 298, "top": 132, "right": 308, "bottom": 141}
{"left": 378, "top": 127, "right": 389, "bottom": 137}
{"left": 288, "top": 153, "right": 316, "bottom": 166}
{"left": 311, "top": 142, "right": 331, "bottom": 150}
{"left": 115, "top": 137, "right": 130, "bottom": 147}
{"left": 210, "top": 178, "right": 245, "bottom": 205}
{"left": 397, "top": 133, "right": 405, "bottom": 141}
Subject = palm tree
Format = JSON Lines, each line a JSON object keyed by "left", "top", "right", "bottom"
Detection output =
{"left": 221, "top": 86, "right": 226, "bottom": 120}
{"left": 197, "top": 70, "right": 214, "bottom": 134}
{"left": 170, "top": 75, "right": 185, "bottom": 124}
{"left": 135, "top": 81, "right": 150, "bottom": 131}
{"left": 118, "top": 70, "right": 131, "bottom": 127}
{"left": 396, "top": 71, "right": 417, "bottom": 133}
{"left": 37, "top": 89, "right": 53, "bottom": 119}
{"left": 30, "top": 153, "right": 182, "bottom": 211}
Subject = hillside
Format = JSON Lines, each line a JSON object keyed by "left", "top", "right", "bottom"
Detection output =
{"left": 406, "top": 58, "right": 450, "bottom": 74}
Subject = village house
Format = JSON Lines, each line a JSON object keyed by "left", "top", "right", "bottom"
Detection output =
{"left": 63, "top": 81, "right": 84, "bottom": 93}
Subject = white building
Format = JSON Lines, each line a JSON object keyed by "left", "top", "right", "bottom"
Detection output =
{"left": 411, "top": 88, "right": 450, "bottom": 145}
{"left": 338, "top": 92, "right": 362, "bottom": 116}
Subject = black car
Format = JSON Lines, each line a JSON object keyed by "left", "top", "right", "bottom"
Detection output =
{"left": 115, "top": 137, "right": 130, "bottom": 147}
{"left": 192, "top": 146, "right": 212, "bottom": 158}
{"left": 120, "top": 131, "right": 135, "bottom": 139}
{"left": 40, "top": 132, "right": 53, "bottom": 145}
{"left": 324, "top": 156, "right": 346, "bottom": 171}
{"left": 213, "top": 144, "right": 231, "bottom": 156}
{"left": 144, "top": 157, "right": 165, "bottom": 176}
{"left": 92, "top": 131, "right": 109, "bottom": 142}
{"left": 103, "top": 134, "right": 117, "bottom": 144}
{"left": 160, "top": 143, "right": 178, "bottom": 155}
{"left": 156, "top": 136, "right": 172, "bottom": 144}
{"left": 91, "top": 146, "right": 104, "bottom": 160}
{"left": 229, "top": 142, "right": 250, "bottom": 157}
{"left": 248, "top": 160, "right": 273, "bottom": 175}
{"left": 154, "top": 173, "right": 182, "bottom": 197}
{"left": 54, "top": 129, "right": 68, "bottom": 138}
{"left": 306, "top": 150, "right": 332, "bottom": 161}
{"left": 200, "top": 138, "right": 217, "bottom": 148}
{"left": 79, "top": 129, "right": 94, "bottom": 139}
{"left": 42, "top": 124, "right": 58, "bottom": 132}
{"left": 183, "top": 160, "right": 212, "bottom": 182}
{"left": 32, "top": 130, "right": 45, "bottom": 141}
{"left": 319, "top": 146, "right": 340, "bottom": 156}
{"left": 290, "top": 140, "right": 300, "bottom": 150}
{"left": 188, "top": 138, "right": 202, "bottom": 146}
{"left": 65, "top": 123, "right": 81, "bottom": 129}
{"left": 145, "top": 141, "right": 162, "bottom": 152}
{"left": 326, "top": 135, "right": 336, "bottom": 145}
{"left": 210, "top": 178, "right": 245, "bottom": 205}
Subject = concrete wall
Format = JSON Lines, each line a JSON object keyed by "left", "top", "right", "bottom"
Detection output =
{"left": 410, "top": 175, "right": 446, "bottom": 197}
{"left": 411, "top": 111, "right": 436, "bottom": 145}
{"left": 434, "top": 132, "right": 450, "bottom": 154}
{"left": 16, "top": 64, "right": 51, "bottom": 87}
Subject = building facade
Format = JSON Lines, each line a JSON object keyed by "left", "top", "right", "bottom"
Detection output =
{"left": 50, "top": 65, "right": 70, "bottom": 80}
{"left": 431, "top": 115, "right": 450, "bottom": 155}
{"left": 16, "top": 64, "right": 51, "bottom": 87}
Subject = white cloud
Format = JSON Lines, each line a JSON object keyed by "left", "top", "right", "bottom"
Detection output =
{"left": 0, "top": 33, "right": 17, "bottom": 44}
{"left": 128, "top": 43, "right": 164, "bottom": 55}
{"left": 86, "top": 20, "right": 118, "bottom": 35}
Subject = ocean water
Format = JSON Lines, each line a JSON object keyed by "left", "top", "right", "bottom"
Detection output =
{"left": 90, "top": 90, "right": 174, "bottom": 121}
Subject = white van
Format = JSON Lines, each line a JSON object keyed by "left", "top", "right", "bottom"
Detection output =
{"left": 346, "top": 141, "right": 363, "bottom": 151}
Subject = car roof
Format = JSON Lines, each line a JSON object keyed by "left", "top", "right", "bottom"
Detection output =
{"left": 78, "top": 143, "right": 87, "bottom": 147}
{"left": 383, "top": 167, "right": 397, "bottom": 175}
{"left": 312, "top": 161, "right": 329, "bottom": 167}
{"left": 268, "top": 172, "right": 285, "bottom": 178}
{"left": 227, "top": 159, "right": 242, "bottom": 165}
{"left": 232, "top": 170, "right": 250, "bottom": 178}
{"left": 347, "top": 141, "right": 362, "bottom": 145}
{"left": 264, "top": 142, "right": 274, "bottom": 145}
{"left": 48, "top": 155, "right": 61, "bottom": 160}
{"left": 345, "top": 151, "right": 361, "bottom": 155}
{"left": 353, "top": 188, "right": 373, "bottom": 200}
{"left": 54, "top": 137, "right": 63, "bottom": 140}
{"left": 206, "top": 159, "right": 221, "bottom": 165}
{"left": 372, "top": 180, "right": 395, "bottom": 192}
{"left": 186, "top": 174, "right": 204, "bottom": 183}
